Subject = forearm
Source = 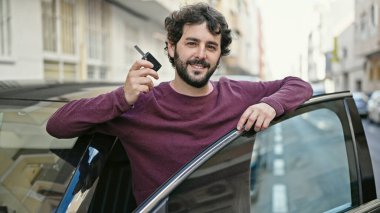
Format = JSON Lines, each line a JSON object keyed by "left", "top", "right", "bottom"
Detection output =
{"left": 46, "top": 87, "right": 130, "bottom": 138}
{"left": 260, "top": 76, "right": 313, "bottom": 116}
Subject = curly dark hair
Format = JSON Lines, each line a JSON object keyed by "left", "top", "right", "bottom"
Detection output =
{"left": 164, "top": 3, "right": 232, "bottom": 66}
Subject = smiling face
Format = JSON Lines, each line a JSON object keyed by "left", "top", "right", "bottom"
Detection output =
{"left": 168, "top": 22, "right": 222, "bottom": 88}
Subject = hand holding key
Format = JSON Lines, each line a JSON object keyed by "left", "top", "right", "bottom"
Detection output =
{"left": 123, "top": 46, "right": 161, "bottom": 106}
{"left": 134, "top": 45, "right": 162, "bottom": 71}
{"left": 123, "top": 59, "right": 159, "bottom": 106}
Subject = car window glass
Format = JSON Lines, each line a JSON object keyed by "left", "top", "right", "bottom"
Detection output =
{"left": 252, "top": 108, "right": 351, "bottom": 212}
{"left": 166, "top": 108, "right": 353, "bottom": 213}
{"left": 0, "top": 101, "right": 79, "bottom": 213}
{"left": 167, "top": 132, "right": 255, "bottom": 212}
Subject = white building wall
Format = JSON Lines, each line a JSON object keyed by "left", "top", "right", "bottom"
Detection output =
{"left": 0, "top": 0, "right": 258, "bottom": 83}
{"left": 108, "top": 4, "right": 174, "bottom": 83}
{"left": 240, "top": 0, "right": 260, "bottom": 76}
{"left": 332, "top": 23, "right": 365, "bottom": 92}
{"left": 0, "top": 0, "right": 43, "bottom": 81}
{"left": 307, "top": 0, "right": 355, "bottom": 92}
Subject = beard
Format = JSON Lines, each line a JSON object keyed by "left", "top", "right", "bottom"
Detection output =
{"left": 174, "top": 49, "right": 220, "bottom": 88}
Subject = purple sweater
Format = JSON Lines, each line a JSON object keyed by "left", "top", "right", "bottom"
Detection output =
{"left": 46, "top": 77, "right": 312, "bottom": 204}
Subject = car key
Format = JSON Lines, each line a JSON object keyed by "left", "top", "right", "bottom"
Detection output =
{"left": 134, "top": 45, "right": 161, "bottom": 71}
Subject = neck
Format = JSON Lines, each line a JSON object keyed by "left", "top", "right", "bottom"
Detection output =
{"left": 170, "top": 76, "right": 213, "bottom": 97}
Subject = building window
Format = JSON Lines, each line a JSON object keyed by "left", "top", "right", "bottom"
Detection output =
{"left": 359, "top": 12, "right": 369, "bottom": 39}
{"left": 370, "top": 3, "right": 378, "bottom": 27}
{"left": 44, "top": 60, "right": 59, "bottom": 80}
{"left": 99, "top": 66, "right": 107, "bottom": 79}
{"left": 44, "top": 60, "right": 77, "bottom": 81}
{"left": 125, "top": 22, "right": 138, "bottom": 66}
{"left": 87, "top": 65, "right": 107, "bottom": 80}
{"left": 42, "top": 0, "right": 57, "bottom": 52}
{"left": 341, "top": 47, "right": 348, "bottom": 60}
{"left": 369, "top": 62, "right": 380, "bottom": 81}
{"left": 0, "top": 0, "right": 11, "bottom": 56}
{"left": 356, "top": 80, "right": 362, "bottom": 91}
{"left": 63, "top": 62, "right": 76, "bottom": 81}
{"left": 60, "top": 0, "right": 76, "bottom": 54}
{"left": 42, "top": 0, "right": 76, "bottom": 55}
{"left": 87, "top": 65, "right": 95, "bottom": 80}
{"left": 87, "top": 0, "right": 110, "bottom": 61}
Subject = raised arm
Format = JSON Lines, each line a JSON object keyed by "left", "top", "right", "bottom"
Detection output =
{"left": 46, "top": 59, "right": 159, "bottom": 138}
{"left": 237, "top": 76, "right": 313, "bottom": 132}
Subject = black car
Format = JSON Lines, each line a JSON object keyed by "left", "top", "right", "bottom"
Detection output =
{"left": 352, "top": 92, "right": 369, "bottom": 118}
{"left": 0, "top": 83, "right": 378, "bottom": 213}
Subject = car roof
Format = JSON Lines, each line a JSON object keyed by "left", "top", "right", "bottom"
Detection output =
{"left": 0, "top": 81, "right": 121, "bottom": 102}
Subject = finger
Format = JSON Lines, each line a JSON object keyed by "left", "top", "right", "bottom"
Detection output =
{"left": 237, "top": 108, "right": 253, "bottom": 130}
{"left": 140, "top": 68, "right": 159, "bottom": 80}
{"left": 254, "top": 115, "right": 265, "bottom": 132}
{"left": 244, "top": 110, "right": 259, "bottom": 131}
{"left": 262, "top": 117, "right": 272, "bottom": 130}
{"left": 130, "top": 59, "right": 154, "bottom": 71}
{"left": 142, "top": 84, "right": 152, "bottom": 93}
{"left": 130, "top": 67, "right": 159, "bottom": 80}
{"left": 135, "top": 76, "right": 154, "bottom": 90}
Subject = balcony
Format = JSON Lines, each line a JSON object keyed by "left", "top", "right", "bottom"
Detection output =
{"left": 106, "top": 0, "right": 177, "bottom": 26}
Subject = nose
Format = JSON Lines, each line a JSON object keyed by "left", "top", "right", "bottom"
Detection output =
{"left": 195, "top": 46, "right": 206, "bottom": 59}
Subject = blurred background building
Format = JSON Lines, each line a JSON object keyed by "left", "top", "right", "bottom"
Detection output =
{"left": 353, "top": 0, "right": 380, "bottom": 93}
{"left": 0, "top": 0, "right": 263, "bottom": 85}
{"left": 307, "top": 0, "right": 356, "bottom": 94}
{"left": 0, "top": 0, "right": 178, "bottom": 84}
{"left": 308, "top": 0, "right": 380, "bottom": 94}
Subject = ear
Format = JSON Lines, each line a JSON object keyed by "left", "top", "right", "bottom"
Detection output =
{"left": 167, "top": 41, "right": 175, "bottom": 58}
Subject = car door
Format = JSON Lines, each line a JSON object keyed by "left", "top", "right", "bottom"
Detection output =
{"left": 133, "top": 91, "right": 378, "bottom": 213}
{"left": 0, "top": 99, "right": 89, "bottom": 213}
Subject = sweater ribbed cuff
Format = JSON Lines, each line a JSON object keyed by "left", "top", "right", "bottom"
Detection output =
{"left": 259, "top": 97, "right": 284, "bottom": 117}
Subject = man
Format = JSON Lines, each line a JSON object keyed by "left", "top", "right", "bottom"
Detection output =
{"left": 46, "top": 3, "right": 313, "bottom": 205}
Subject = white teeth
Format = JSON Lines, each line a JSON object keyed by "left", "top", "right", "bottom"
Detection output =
{"left": 192, "top": 64, "right": 204, "bottom": 68}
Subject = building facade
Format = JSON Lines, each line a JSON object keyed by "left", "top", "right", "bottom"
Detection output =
{"left": 353, "top": 0, "right": 380, "bottom": 92}
{"left": 0, "top": 0, "right": 262, "bottom": 84}
{"left": 207, "top": 0, "right": 263, "bottom": 78}
{"left": 307, "top": 0, "right": 355, "bottom": 93}
{"left": 331, "top": 23, "right": 365, "bottom": 92}
{"left": 0, "top": 0, "right": 177, "bottom": 84}
{"left": 309, "top": 0, "right": 380, "bottom": 94}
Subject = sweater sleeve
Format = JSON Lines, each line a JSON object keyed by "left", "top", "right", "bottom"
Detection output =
{"left": 258, "top": 76, "right": 313, "bottom": 116}
{"left": 46, "top": 86, "right": 131, "bottom": 138}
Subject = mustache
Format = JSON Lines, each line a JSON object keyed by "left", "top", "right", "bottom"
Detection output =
{"left": 187, "top": 59, "right": 210, "bottom": 68}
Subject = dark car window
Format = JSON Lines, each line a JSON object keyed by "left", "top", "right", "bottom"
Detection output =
{"left": 163, "top": 97, "right": 363, "bottom": 213}
{"left": 0, "top": 101, "right": 81, "bottom": 213}
{"left": 167, "top": 132, "right": 255, "bottom": 212}
{"left": 252, "top": 108, "right": 352, "bottom": 212}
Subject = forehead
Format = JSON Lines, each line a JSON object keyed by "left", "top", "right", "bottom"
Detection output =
{"left": 181, "top": 22, "right": 221, "bottom": 44}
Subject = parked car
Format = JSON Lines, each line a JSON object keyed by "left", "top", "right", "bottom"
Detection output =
{"left": 368, "top": 90, "right": 380, "bottom": 123}
{"left": 0, "top": 83, "right": 378, "bottom": 213}
{"left": 352, "top": 92, "right": 369, "bottom": 117}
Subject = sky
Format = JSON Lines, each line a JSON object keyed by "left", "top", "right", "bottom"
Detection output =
{"left": 257, "top": 0, "right": 318, "bottom": 79}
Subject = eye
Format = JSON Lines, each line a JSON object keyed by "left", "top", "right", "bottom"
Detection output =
{"left": 207, "top": 44, "right": 217, "bottom": 51}
{"left": 186, "top": 41, "right": 197, "bottom": 47}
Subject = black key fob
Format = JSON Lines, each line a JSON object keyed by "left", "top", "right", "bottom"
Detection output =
{"left": 134, "top": 45, "right": 161, "bottom": 71}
